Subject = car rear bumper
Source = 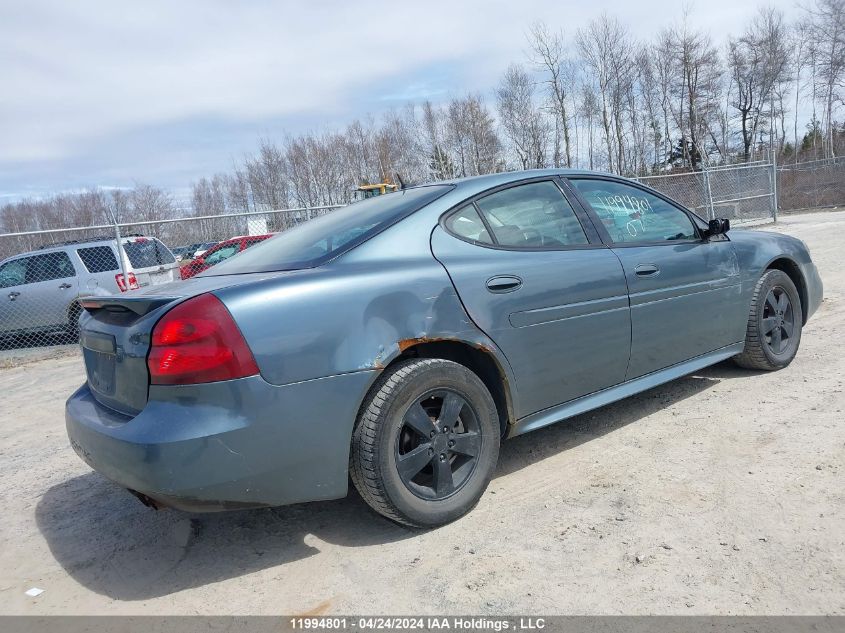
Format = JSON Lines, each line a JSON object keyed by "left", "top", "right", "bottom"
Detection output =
{"left": 65, "top": 370, "right": 378, "bottom": 511}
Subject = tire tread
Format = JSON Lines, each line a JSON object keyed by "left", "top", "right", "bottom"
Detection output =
{"left": 350, "top": 359, "right": 440, "bottom": 527}
{"left": 734, "top": 269, "right": 801, "bottom": 371}
{"left": 350, "top": 358, "right": 496, "bottom": 528}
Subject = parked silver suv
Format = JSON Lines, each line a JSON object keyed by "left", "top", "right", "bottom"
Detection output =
{"left": 0, "top": 235, "right": 178, "bottom": 342}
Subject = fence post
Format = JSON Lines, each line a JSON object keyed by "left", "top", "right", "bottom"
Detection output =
{"left": 702, "top": 165, "right": 716, "bottom": 220}
{"left": 110, "top": 216, "right": 129, "bottom": 286}
{"left": 771, "top": 151, "right": 779, "bottom": 223}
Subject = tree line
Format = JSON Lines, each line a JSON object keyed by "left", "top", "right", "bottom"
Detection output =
{"left": 4, "top": 0, "right": 845, "bottom": 237}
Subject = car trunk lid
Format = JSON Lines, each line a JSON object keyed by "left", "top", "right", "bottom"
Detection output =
{"left": 78, "top": 271, "right": 286, "bottom": 416}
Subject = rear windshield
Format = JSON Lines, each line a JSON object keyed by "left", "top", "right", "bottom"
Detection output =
{"left": 122, "top": 238, "right": 175, "bottom": 268}
{"left": 203, "top": 185, "right": 452, "bottom": 275}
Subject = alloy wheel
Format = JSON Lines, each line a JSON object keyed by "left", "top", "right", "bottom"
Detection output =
{"left": 762, "top": 286, "right": 794, "bottom": 355}
{"left": 395, "top": 389, "right": 482, "bottom": 501}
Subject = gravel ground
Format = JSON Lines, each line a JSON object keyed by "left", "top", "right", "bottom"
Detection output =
{"left": 0, "top": 343, "right": 79, "bottom": 370}
{"left": 0, "top": 211, "right": 842, "bottom": 616}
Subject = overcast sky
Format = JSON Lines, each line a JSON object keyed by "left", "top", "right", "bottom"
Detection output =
{"left": 0, "top": 0, "right": 800, "bottom": 203}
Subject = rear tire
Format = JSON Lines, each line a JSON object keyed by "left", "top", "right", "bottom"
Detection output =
{"left": 734, "top": 269, "right": 802, "bottom": 371}
{"left": 350, "top": 358, "right": 500, "bottom": 528}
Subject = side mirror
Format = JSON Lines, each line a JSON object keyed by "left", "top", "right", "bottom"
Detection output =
{"left": 706, "top": 218, "right": 730, "bottom": 238}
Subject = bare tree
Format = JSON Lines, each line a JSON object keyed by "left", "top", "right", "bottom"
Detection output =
{"left": 191, "top": 175, "right": 228, "bottom": 216}
{"left": 224, "top": 169, "right": 253, "bottom": 214}
{"left": 653, "top": 33, "right": 677, "bottom": 170}
{"left": 528, "top": 22, "right": 575, "bottom": 167}
{"left": 579, "top": 84, "right": 599, "bottom": 169}
{"left": 496, "top": 64, "right": 550, "bottom": 169}
{"left": 637, "top": 48, "right": 663, "bottom": 171}
{"left": 10, "top": 0, "right": 845, "bottom": 234}
{"left": 422, "top": 101, "right": 456, "bottom": 179}
{"left": 728, "top": 7, "right": 791, "bottom": 161}
{"left": 661, "top": 18, "right": 722, "bottom": 169}
{"left": 576, "top": 15, "right": 635, "bottom": 173}
{"left": 446, "top": 95, "right": 503, "bottom": 176}
{"left": 245, "top": 139, "right": 289, "bottom": 210}
{"left": 807, "top": 0, "right": 845, "bottom": 157}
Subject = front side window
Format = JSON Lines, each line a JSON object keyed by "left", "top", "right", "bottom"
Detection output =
{"left": 474, "top": 181, "right": 589, "bottom": 248}
{"left": 25, "top": 252, "right": 76, "bottom": 283}
{"left": 570, "top": 179, "right": 697, "bottom": 244}
{"left": 0, "top": 259, "right": 27, "bottom": 288}
{"left": 77, "top": 246, "right": 119, "bottom": 273}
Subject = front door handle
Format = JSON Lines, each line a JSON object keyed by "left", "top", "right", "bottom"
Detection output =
{"left": 486, "top": 275, "right": 523, "bottom": 293}
{"left": 59, "top": 283, "right": 72, "bottom": 289}
{"left": 8, "top": 291, "right": 20, "bottom": 300}
{"left": 634, "top": 264, "right": 660, "bottom": 277}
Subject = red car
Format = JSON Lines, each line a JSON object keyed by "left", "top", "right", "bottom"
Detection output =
{"left": 180, "top": 234, "right": 272, "bottom": 280}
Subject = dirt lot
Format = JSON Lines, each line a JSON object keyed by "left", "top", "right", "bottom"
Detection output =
{"left": 0, "top": 211, "right": 843, "bottom": 616}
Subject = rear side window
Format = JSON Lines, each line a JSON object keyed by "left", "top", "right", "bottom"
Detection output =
{"left": 76, "top": 246, "right": 119, "bottom": 273}
{"left": 122, "top": 238, "right": 175, "bottom": 268}
{"left": 25, "top": 252, "right": 76, "bottom": 283}
{"left": 445, "top": 205, "right": 493, "bottom": 244}
{"left": 474, "top": 181, "right": 589, "bottom": 248}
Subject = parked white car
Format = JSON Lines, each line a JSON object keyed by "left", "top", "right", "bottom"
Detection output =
{"left": 0, "top": 235, "right": 178, "bottom": 341}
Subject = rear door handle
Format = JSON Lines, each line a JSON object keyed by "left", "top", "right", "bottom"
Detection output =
{"left": 486, "top": 275, "right": 523, "bottom": 293}
{"left": 8, "top": 291, "right": 20, "bottom": 300}
{"left": 634, "top": 264, "right": 660, "bottom": 277}
{"left": 59, "top": 283, "right": 72, "bottom": 289}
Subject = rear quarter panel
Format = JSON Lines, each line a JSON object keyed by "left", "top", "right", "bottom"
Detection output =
{"left": 214, "top": 205, "right": 519, "bottom": 411}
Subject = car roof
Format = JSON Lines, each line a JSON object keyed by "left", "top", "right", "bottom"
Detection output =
{"left": 1, "top": 238, "right": 117, "bottom": 262}
{"left": 227, "top": 234, "right": 272, "bottom": 241}
{"left": 412, "top": 168, "right": 619, "bottom": 199}
{"left": 445, "top": 168, "right": 612, "bottom": 186}
{"left": 0, "top": 234, "right": 166, "bottom": 264}
{"left": 210, "top": 237, "right": 241, "bottom": 246}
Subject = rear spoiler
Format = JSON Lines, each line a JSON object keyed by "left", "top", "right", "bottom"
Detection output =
{"left": 80, "top": 296, "right": 180, "bottom": 316}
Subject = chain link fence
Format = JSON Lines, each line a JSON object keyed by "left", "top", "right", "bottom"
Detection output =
{"left": 0, "top": 205, "right": 339, "bottom": 352}
{"left": 2, "top": 157, "right": 843, "bottom": 354}
{"left": 777, "top": 156, "right": 845, "bottom": 211}
{"left": 636, "top": 160, "right": 778, "bottom": 224}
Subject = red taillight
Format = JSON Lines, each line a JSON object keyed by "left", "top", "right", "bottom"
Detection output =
{"left": 115, "top": 272, "right": 139, "bottom": 292}
{"left": 148, "top": 294, "right": 259, "bottom": 385}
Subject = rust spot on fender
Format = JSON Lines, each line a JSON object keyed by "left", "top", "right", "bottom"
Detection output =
{"left": 398, "top": 336, "right": 495, "bottom": 354}
{"left": 398, "top": 336, "right": 448, "bottom": 352}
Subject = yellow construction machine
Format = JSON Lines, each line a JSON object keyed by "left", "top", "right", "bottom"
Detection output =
{"left": 356, "top": 183, "right": 398, "bottom": 199}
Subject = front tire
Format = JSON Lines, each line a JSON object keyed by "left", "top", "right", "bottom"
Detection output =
{"left": 734, "top": 269, "right": 803, "bottom": 371}
{"left": 350, "top": 358, "right": 500, "bottom": 528}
